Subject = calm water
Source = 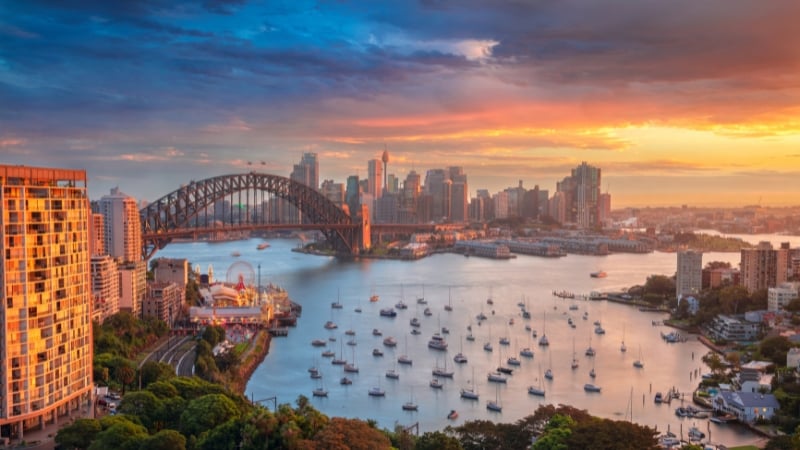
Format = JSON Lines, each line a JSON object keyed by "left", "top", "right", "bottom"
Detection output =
{"left": 157, "top": 238, "right": 767, "bottom": 447}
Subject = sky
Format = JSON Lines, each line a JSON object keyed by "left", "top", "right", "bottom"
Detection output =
{"left": 2, "top": 0, "right": 800, "bottom": 208}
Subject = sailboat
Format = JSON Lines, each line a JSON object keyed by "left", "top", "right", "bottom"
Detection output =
{"left": 528, "top": 364, "right": 546, "bottom": 396}
{"left": 312, "top": 371, "right": 328, "bottom": 397}
{"left": 571, "top": 338, "right": 579, "bottom": 370}
{"left": 417, "top": 284, "right": 426, "bottom": 304}
{"left": 633, "top": 345, "right": 644, "bottom": 368}
{"left": 444, "top": 286, "right": 453, "bottom": 312}
{"left": 484, "top": 323, "right": 494, "bottom": 352}
{"left": 589, "top": 357, "right": 596, "bottom": 379}
{"left": 453, "top": 336, "right": 468, "bottom": 364}
{"left": 460, "top": 367, "right": 479, "bottom": 400}
{"left": 344, "top": 346, "right": 359, "bottom": 373}
{"left": 331, "top": 340, "right": 347, "bottom": 365}
{"left": 368, "top": 376, "right": 385, "bottom": 396}
{"left": 398, "top": 336, "right": 413, "bottom": 365}
{"left": 507, "top": 339, "right": 521, "bottom": 366}
{"left": 620, "top": 324, "right": 627, "bottom": 353}
{"left": 402, "top": 388, "right": 418, "bottom": 411}
{"left": 432, "top": 357, "right": 454, "bottom": 378}
{"left": 486, "top": 384, "right": 502, "bottom": 412}
{"left": 538, "top": 312, "right": 549, "bottom": 346}
{"left": 386, "top": 361, "right": 400, "bottom": 379}
{"left": 331, "top": 288, "right": 343, "bottom": 309}
{"left": 585, "top": 335, "right": 596, "bottom": 357}
{"left": 545, "top": 352, "right": 554, "bottom": 380}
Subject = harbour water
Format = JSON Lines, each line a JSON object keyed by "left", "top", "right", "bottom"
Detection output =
{"left": 157, "top": 238, "right": 767, "bottom": 447}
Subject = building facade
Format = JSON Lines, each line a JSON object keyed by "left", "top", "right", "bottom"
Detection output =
{"left": 0, "top": 165, "right": 94, "bottom": 441}
{"left": 740, "top": 241, "right": 789, "bottom": 292}
{"left": 676, "top": 250, "right": 703, "bottom": 299}
{"left": 767, "top": 283, "right": 799, "bottom": 312}
{"left": 97, "top": 187, "right": 142, "bottom": 262}
{"left": 90, "top": 255, "right": 120, "bottom": 323}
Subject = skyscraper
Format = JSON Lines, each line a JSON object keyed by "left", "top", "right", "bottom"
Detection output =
{"left": 98, "top": 187, "right": 142, "bottom": 262}
{"left": 741, "top": 242, "right": 789, "bottom": 292}
{"left": 367, "top": 159, "right": 383, "bottom": 200}
{"left": 676, "top": 250, "right": 703, "bottom": 299}
{"left": 572, "top": 162, "right": 601, "bottom": 229}
{"left": 0, "top": 165, "right": 94, "bottom": 440}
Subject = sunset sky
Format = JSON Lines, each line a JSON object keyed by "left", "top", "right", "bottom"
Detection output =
{"left": 2, "top": 0, "right": 799, "bottom": 207}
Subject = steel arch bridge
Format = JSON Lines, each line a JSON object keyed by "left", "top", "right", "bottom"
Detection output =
{"left": 140, "top": 172, "right": 361, "bottom": 259}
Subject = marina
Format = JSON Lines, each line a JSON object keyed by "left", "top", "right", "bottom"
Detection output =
{"left": 158, "top": 237, "right": 763, "bottom": 447}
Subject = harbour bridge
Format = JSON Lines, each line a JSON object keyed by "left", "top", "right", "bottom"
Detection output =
{"left": 140, "top": 172, "right": 459, "bottom": 259}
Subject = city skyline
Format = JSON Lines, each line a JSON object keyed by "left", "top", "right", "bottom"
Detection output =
{"left": 2, "top": 1, "right": 799, "bottom": 207}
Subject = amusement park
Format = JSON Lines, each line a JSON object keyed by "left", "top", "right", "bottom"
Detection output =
{"left": 188, "top": 260, "right": 299, "bottom": 335}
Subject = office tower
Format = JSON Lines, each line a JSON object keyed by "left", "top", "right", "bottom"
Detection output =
{"left": 522, "top": 186, "right": 539, "bottom": 219}
{"left": 91, "top": 255, "right": 120, "bottom": 323}
{"left": 0, "top": 165, "right": 93, "bottom": 440}
{"left": 213, "top": 199, "right": 233, "bottom": 223}
{"left": 572, "top": 162, "right": 601, "bottom": 229}
{"left": 320, "top": 180, "right": 345, "bottom": 208}
{"left": 381, "top": 150, "right": 389, "bottom": 192}
{"left": 554, "top": 162, "right": 601, "bottom": 228}
{"left": 292, "top": 152, "right": 319, "bottom": 190}
{"left": 386, "top": 174, "right": 399, "bottom": 194}
{"left": 548, "top": 191, "right": 567, "bottom": 224}
{"left": 424, "top": 169, "right": 450, "bottom": 221}
{"left": 598, "top": 192, "right": 611, "bottom": 226}
{"left": 367, "top": 159, "right": 382, "bottom": 200}
{"left": 493, "top": 191, "right": 510, "bottom": 219}
{"left": 375, "top": 193, "right": 399, "bottom": 224}
{"left": 741, "top": 242, "right": 789, "bottom": 292}
{"left": 98, "top": 187, "right": 142, "bottom": 262}
{"left": 345, "top": 175, "right": 361, "bottom": 218}
{"left": 449, "top": 167, "right": 468, "bottom": 223}
{"left": 676, "top": 250, "right": 703, "bottom": 299}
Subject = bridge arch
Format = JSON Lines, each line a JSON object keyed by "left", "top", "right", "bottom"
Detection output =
{"left": 140, "top": 172, "right": 358, "bottom": 259}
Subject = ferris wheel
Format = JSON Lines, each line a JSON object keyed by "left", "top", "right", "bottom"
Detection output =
{"left": 226, "top": 261, "right": 255, "bottom": 288}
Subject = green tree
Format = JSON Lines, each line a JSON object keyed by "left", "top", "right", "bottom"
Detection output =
{"left": 532, "top": 414, "right": 575, "bottom": 450}
{"left": 719, "top": 285, "right": 750, "bottom": 315}
{"left": 702, "top": 352, "right": 727, "bottom": 376}
{"left": 139, "top": 361, "right": 176, "bottom": 388}
{"left": 87, "top": 420, "right": 148, "bottom": 450}
{"left": 704, "top": 261, "right": 731, "bottom": 270}
{"left": 180, "top": 393, "right": 240, "bottom": 437}
{"left": 55, "top": 418, "right": 101, "bottom": 450}
{"left": 785, "top": 298, "right": 800, "bottom": 313}
{"left": 116, "top": 364, "right": 136, "bottom": 394}
{"left": 760, "top": 336, "right": 793, "bottom": 366}
{"left": 119, "top": 390, "right": 162, "bottom": 432}
{"left": 415, "top": 431, "right": 462, "bottom": 450}
{"left": 140, "top": 429, "right": 187, "bottom": 450}
{"left": 565, "top": 417, "right": 659, "bottom": 449}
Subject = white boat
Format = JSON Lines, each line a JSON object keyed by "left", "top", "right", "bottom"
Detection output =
{"left": 402, "top": 389, "right": 418, "bottom": 411}
{"left": 398, "top": 337, "right": 413, "bottom": 365}
{"left": 344, "top": 347, "right": 359, "bottom": 373}
{"left": 584, "top": 383, "right": 602, "bottom": 392}
{"left": 538, "top": 312, "right": 549, "bottom": 346}
{"left": 428, "top": 333, "right": 448, "bottom": 351}
{"left": 466, "top": 332, "right": 475, "bottom": 341}
{"left": 331, "top": 301, "right": 343, "bottom": 309}
{"left": 585, "top": 336, "right": 596, "bottom": 357}
{"left": 445, "top": 287, "right": 453, "bottom": 311}
{"left": 368, "top": 386, "right": 385, "bottom": 397}
{"left": 486, "top": 384, "right": 502, "bottom": 412}
{"left": 324, "top": 321, "right": 338, "bottom": 330}
{"left": 571, "top": 338, "right": 579, "bottom": 370}
{"left": 429, "top": 378, "right": 443, "bottom": 389}
{"left": 372, "top": 328, "right": 382, "bottom": 336}
{"left": 382, "top": 336, "right": 397, "bottom": 347}
{"left": 423, "top": 307, "right": 432, "bottom": 316}
{"left": 487, "top": 371, "right": 507, "bottom": 383}
{"left": 312, "top": 387, "right": 328, "bottom": 397}
{"left": 453, "top": 336, "right": 468, "bottom": 363}
{"left": 372, "top": 348, "right": 384, "bottom": 357}
{"left": 321, "top": 350, "right": 335, "bottom": 358}
{"left": 461, "top": 369, "right": 479, "bottom": 400}
{"left": 620, "top": 324, "right": 627, "bottom": 352}
{"left": 520, "top": 347, "right": 534, "bottom": 358}
{"left": 688, "top": 426, "right": 705, "bottom": 441}
{"left": 257, "top": 242, "right": 270, "bottom": 250}
{"left": 484, "top": 341, "right": 493, "bottom": 352}
{"left": 633, "top": 345, "right": 644, "bottom": 368}
{"left": 344, "top": 329, "right": 355, "bottom": 336}
{"left": 395, "top": 300, "right": 408, "bottom": 310}
{"left": 410, "top": 317, "right": 421, "bottom": 328}
{"left": 499, "top": 337, "right": 510, "bottom": 346}
{"left": 507, "top": 356, "right": 521, "bottom": 366}
{"left": 432, "top": 358, "right": 454, "bottom": 378}
{"left": 379, "top": 308, "right": 397, "bottom": 317}
{"left": 594, "top": 325, "right": 606, "bottom": 335}
{"left": 331, "top": 341, "right": 347, "bottom": 365}
{"left": 386, "top": 368, "right": 399, "bottom": 380}
{"left": 339, "top": 376, "right": 352, "bottom": 385}
{"left": 528, "top": 364, "right": 546, "bottom": 397}
{"left": 311, "top": 339, "right": 327, "bottom": 347}
{"left": 545, "top": 352, "right": 554, "bottom": 380}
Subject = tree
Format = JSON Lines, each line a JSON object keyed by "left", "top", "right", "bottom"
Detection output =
{"left": 118, "top": 390, "right": 162, "bottom": 432}
{"left": 141, "top": 429, "right": 187, "bottom": 450}
{"left": 785, "top": 298, "right": 800, "bottom": 313}
{"left": 643, "top": 275, "right": 675, "bottom": 301}
{"left": 180, "top": 393, "right": 241, "bottom": 437}
{"left": 415, "top": 431, "right": 462, "bottom": 450}
{"left": 139, "top": 361, "right": 176, "bottom": 388}
{"left": 704, "top": 261, "right": 731, "bottom": 270}
{"left": 565, "top": 418, "right": 659, "bottom": 450}
{"left": 116, "top": 364, "right": 135, "bottom": 394}
{"left": 87, "top": 420, "right": 148, "bottom": 450}
{"left": 532, "top": 414, "right": 575, "bottom": 450}
{"left": 313, "top": 417, "right": 392, "bottom": 450}
{"left": 719, "top": 285, "right": 750, "bottom": 315}
{"left": 55, "top": 418, "right": 101, "bottom": 450}
{"left": 702, "top": 352, "right": 727, "bottom": 376}
{"left": 760, "top": 336, "right": 793, "bottom": 366}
